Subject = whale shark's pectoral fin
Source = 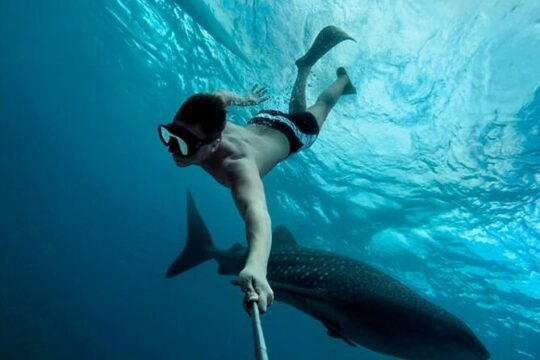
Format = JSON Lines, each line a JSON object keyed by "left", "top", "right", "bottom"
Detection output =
{"left": 323, "top": 320, "right": 357, "bottom": 347}
{"left": 269, "top": 282, "right": 327, "bottom": 301}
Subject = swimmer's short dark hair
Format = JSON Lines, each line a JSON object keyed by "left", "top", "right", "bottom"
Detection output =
{"left": 174, "top": 93, "right": 226, "bottom": 137}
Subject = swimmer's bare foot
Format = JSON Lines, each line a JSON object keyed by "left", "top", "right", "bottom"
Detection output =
{"left": 295, "top": 25, "right": 356, "bottom": 68}
{"left": 337, "top": 67, "right": 357, "bottom": 95}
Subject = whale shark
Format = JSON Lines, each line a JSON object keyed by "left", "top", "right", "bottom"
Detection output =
{"left": 167, "top": 191, "right": 490, "bottom": 359}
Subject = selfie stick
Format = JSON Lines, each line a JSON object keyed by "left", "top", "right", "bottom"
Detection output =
{"left": 250, "top": 302, "right": 269, "bottom": 360}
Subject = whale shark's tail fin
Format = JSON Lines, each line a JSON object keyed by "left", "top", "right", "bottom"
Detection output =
{"left": 166, "top": 191, "right": 216, "bottom": 278}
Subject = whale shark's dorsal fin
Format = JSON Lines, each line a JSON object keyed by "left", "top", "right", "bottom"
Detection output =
{"left": 272, "top": 226, "right": 301, "bottom": 250}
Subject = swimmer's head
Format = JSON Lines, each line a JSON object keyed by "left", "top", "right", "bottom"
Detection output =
{"left": 174, "top": 93, "right": 226, "bottom": 139}
{"left": 162, "top": 93, "right": 225, "bottom": 166}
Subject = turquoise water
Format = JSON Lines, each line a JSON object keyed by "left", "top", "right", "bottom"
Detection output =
{"left": 1, "top": 0, "right": 539, "bottom": 359}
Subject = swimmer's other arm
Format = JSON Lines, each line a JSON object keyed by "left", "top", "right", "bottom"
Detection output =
{"left": 214, "top": 85, "right": 269, "bottom": 107}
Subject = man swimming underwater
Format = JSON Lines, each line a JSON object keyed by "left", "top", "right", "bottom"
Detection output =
{"left": 158, "top": 26, "right": 356, "bottom": 314}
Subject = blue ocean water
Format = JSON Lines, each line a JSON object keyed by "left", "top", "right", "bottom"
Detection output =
{"left": 1, "top": 0, "right": 539, "bottom": 359}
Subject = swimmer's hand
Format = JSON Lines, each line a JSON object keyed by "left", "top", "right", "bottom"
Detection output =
{"left": 235, "top": 265, "right": 274, "bottom": 314}
{"left": 243, "top": 84, "right": 269, "bottom": 105}
{"left": 214, "top": 86, "right": 268, "bottom": 107}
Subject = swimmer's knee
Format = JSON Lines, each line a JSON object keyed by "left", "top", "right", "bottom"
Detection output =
{"left": 306, "top": 104, "right": 329, "bottom": 127}
{"left": 315, "top": 93, "right": 337, "bottom": 108}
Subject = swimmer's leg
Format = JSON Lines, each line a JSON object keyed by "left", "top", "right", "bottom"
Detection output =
{"left": 307, "top": 67, "right": 356, "bottom": 129}
{"left": 289, "top": 66, "right": 310, "bottom": 113}
{"left": 289, "top": 26, "right": 355, "bottom": 113}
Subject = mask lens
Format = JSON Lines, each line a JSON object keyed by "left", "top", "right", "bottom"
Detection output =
{"left": 159, "top": 126, "right": 171, "bottom": 145}
{"left": 159, "top": 124, "right": 204, "bottom": 157}
{"left": 167, "top": 134, "right": 191, "bottom": 156}
{"left": 177, "top": 137, "right": 189, "bottom": 156}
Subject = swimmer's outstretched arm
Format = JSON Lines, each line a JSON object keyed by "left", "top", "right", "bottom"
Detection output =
{"left": 214, "top": 84, "right": 269, "bottom": 107}
{"left": 229, "top": 160, "right": 274, "bottom": 314}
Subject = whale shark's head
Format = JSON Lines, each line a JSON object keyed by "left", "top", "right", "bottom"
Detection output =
{"left": 434, "top": 322, "right": 490, "bottom": 360}
{"left": 395, "top": 313, "right": 491, "bottom": 360}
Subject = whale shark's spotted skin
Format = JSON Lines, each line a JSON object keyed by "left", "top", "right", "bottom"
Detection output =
{"left": 168, "top": 192, "right": 490, "bottom": 360}
{"left": 268, "top": 248, "right": 440, "bottom": 315}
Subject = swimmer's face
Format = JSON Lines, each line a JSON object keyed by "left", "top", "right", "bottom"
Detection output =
{"left": 170, "top": 121, "right": 220, "bottom": 167}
